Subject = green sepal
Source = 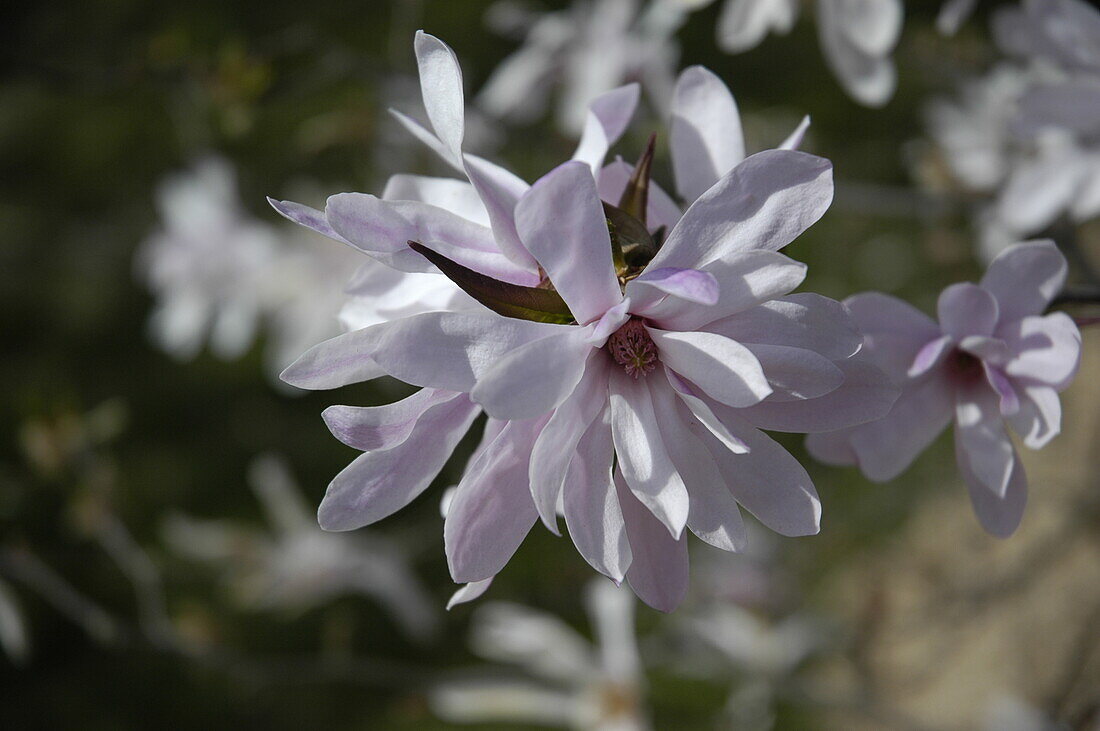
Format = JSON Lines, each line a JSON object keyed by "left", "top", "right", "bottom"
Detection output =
{"left": 617, "top": 132, "right": 656, "bottom": 224}
{"left": 604, "top": 202, "right": 658, "bottom": 270}
{"left": 409, "top": 241, "right": 575, "bottom": 324}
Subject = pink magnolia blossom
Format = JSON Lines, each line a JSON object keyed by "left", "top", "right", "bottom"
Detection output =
{"left": 275, "top": 33, "right": 896, "bottom": 612}
{"left": 807, "top": 241, "right": 1082, "bottom": 537}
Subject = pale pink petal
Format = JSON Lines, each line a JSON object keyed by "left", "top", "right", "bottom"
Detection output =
{"left": 1002, "top": 313, "right": 1082, "bottom": 390}
{"left": 845, "top": 292, "right": 941, "bottom": 381}
{"left": 717, "top": 0, "right": 799, "bottom": 53}
{"left": 444, "top": 418, "right": 546, "bottom": 583}
{"left": 626, "top": 267, "right": 719, "bottom": 311}
{"left": 382, "top": 174, "right": 490, "bottom": 226}
{"left": 528, "top": 355, "right": 610, "bottom": 532}
{"left": 742, "top": 356, "right": 899, "bottom": 432}
{"left": 848, "top": 373, "right": 955, "bottom": 481}
{"left": 983, "top": 363, "right": 1020, "bottom": 415}
{"left": 707, "top": 293, "right": 861, "bottom": 361}
{"left": 596, "top": 160, "right": 682, "bottom": 232}
{"left": 471, "top": 328, "right": 594, "bottom": 420}
{"left": 283, "top": 312, "right": 565, "bottom": 392}
{"left": 615, "top": 471, "right": 689, "bottom": 613}
{"left": 514, "top": 161, "right": 623, "bottom": 324}
{"left": 317, "top": 395, "right": 481, "bottom": 530}
{"left": 938, "top": 282, "right": 999, "bottom": 338}
{"left": 664, "top": 368, "right": 750, "bottom": 454}
{"left": 608, "top": 368, "right": 689, "bottom": 538}
{"left": 325, "top": 193, "right": 537, "bottom": 285}
{"left": 804, "top": 428, "right": 857, "bottom": 466}
{"left": 981, "top": 240, "right": 1068, "bottom": 324}
{"left": 414, "top": 31, "right": 465, "bottom": 168}
{"left": 670, "top": 66, "right": 746, "bottom": 203}
{"left": 462, "top": 154, "right": 539, "bottom": 272}
{"left": 958, "top": 335, "right": 1010, "bottom": 365}
{"left": 650, "top": 150, "right": 833, "bottom": 271}
{"left": 564, "top": 410, "right": 631, "bottom": 582}
{"left": 955, "top": 386, "right": 1015, "bottom": 497}
{"left": 1009, "top": 384, "right": 1061, "bottom": 449}
{"left": 641, "top": 251, "right": 807, "bottom": 331}
{"left": 647, "top": 328, "right": 772, "bottom": 408}
{"left": 572, "top": 83, "right": 641, "bottom": 173}
{"left": 816, "top": 0, "right": 899, "bottom": 107}
{"left": 744, "top": 343, "right": 845, "bottom": 401}
{"left": 957, "top": 430, "right": 1027, "bottom": 538}
{"left": 649, "top": 378, "right": 747, "bottom": 552}
{"left": 322, "top": 388, "right": 464, "bottom": 450}
{"left": 909, "top": 334, "right": 953, "bottom": 378}
{"left": 267, "top": 198, "right": 348, "bottom": 243}
{"left": 703, "top": 404, "right": 822, "bottom": 537}
{"left": 447, "top": 578, "right": 494, "bottom": 610}
{"left": 389, "top": 109, "right": 461, "bottom": 172}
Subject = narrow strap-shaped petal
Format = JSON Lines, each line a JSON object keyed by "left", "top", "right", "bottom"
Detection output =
{"left": 446, "top": 578, "right": 493, "bottom": 610}
{"left": 816, "top": 0, "right": 900, "bottom": 107}
{"left": 778, "top": 115, "right": 811, "bottom": 151}
{"left": 707, "top": 293, "right": 861, "bottom": 361}
{"left": 572, "top": 83, "right": 641, "bottom": 174}
{"left": 462, "top": 154, "right": 539, "bottom": 272}
{"left": 444, "top": 417, "right": 544, "bottom": 583}
{"left": 528, "top": 355, "right": 610, "bottom": 532}
{"left": 957, "top": 429, "right": 1027, "bottom": 538}
{"left": 563, "top": 409, "right": 631, "bottom": 582}
{"left": 649, "top": 149, "right": 833, "bottom": 271}
{"left": 470, "top": 327, "right": 594, "bottom": 420}
{"left": 267, "top": 198, "right": 348, "bottom": 243}
{"left": 382, "top": 174, "right": 489, "bottom": 226}
{"left": 647, "top": 328, "right": 772, "bottom": 408}
{"left": 616, "top": 470, "right": 689, "bottom": 613}
{"left": 670, "top": 65, "right": 746, "bottom": 203}
{"left": 702, "top": 403, "right": 822, "bottom": 537}
{"left": 717, "top": 0, "right": 799, "bottom": 53}
{"left": 1009, "top": 384, "right": 1061, "bottom": 449}
{"left": 282, "top": 312, "right": 565, "bottom": 392}
{"left": 608, "top": 368, "right": 689, "bottom": 538}
{"left": 743, "top": 343, "right": 845, "bottom": 401}
{"left": 515, "top": 161, "right": 623, "bottom": 324}
{"left": 321, "top": 388, "right": 464, "bottom": 451}
{"left": 955, "top": 385, "right": 1015, "bottom": 497}
{"left": 414, "top": 31, "right": 465, "bottom": 168}
{"left": 389, "top": 108, "right": 464, "bottom": 173}
{"left": 317, "top": 395, "right": 481, "bottom": 531}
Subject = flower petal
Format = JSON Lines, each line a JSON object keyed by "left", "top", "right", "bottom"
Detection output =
{"left": 382, "top": 174, "right": 490, "bottom": 226}
{"left": 1009, "top": 384, "right": 1061, "bottom": 449}
{"left": 528, "top": 355, "right": 610, "bottom": 532}
{"left": 445, "top": 417, "right": 545, "bottom": 583}
{"left": 844, "top": 292, "right": 941, "bottom": 381}
{"left": 462, "top": 154, "right": 539, "bottom": 272}
{"left": 955, "top": 385, "right": 1016, "bottom": 497}
{"left": 414, "top": 31, "right": 465, "bottom": 168}
{"left": 717, "top": 0, "right": 799, "bottom": 53}
{"left": 743, "top": 356, "right": 899, "bottom": 433}
{"left": 322, "top": 388, "right": 464, "bottom": 451}
{"left": 649, "top": 378, "right": 747, "bottom": 553}
{"left": 572, "top": 83, "right": 641, "bottom": 174}
{"left": 778, "top": 115, "right": 811, "bottom": 151}
{"left": 564, "top": 409, "right": 631, "bottom": 582}
{"left": 703, "top": 404, "right": 822, "bottom": 537}
{"left": 267, "top": 198, "right": 348, "bottom": 243}
{"left": 471, "top": 328, "right": 594, "bottom": 420}
{"left": 641, "top": 251, "right": 807, "bottom": 331}
{"left": 317, "top": 394, "right": 481, "bottom": 530}
{"left": 616, "top": 470, "right": 690, "bottom": 613}
{"left": 981, "top": 240, "right": 1068, "bottom": 323}
{"left": 957, "top": 430, "right": 1027, "bottom": 538}
{"left": 626, "top": 267, "right": 719, "bottom": 310}
{"left": 597, "top": 159, "right": 683, "bottom": 232}
{"left": 670, "top": 66, "right": 746, "bottom": 203}
{"left": 937, "top": 282, "right": 999, "bottom": 338}
{"left": 608, "top": 367, "right": 689, "bottom": 538}
{"left": 1002, "top": 312, "right": 1082, "bottom": 390}
{"left": 707, "top": 293, "right": 861, "bottom": 361}
{"left": 744, "top": 343, "right": 845, "bottom": 401}
{"left": 909, "top": 334, "right": 953, "bottom": 378}
{"left": 515, "top": 161, "right": 623, "bottom": 324}
{"left": 325, "top": 193, "right": 536, "bottom": 284}
{"left": 647, "top": 328, "right": 772, "bottom": 408}
{"left": 447, "top": 578, "right": 494, "bottom": 610}
{"left": 650, "top": 149, "right": 833, "bottom": 270}
{"left": 283, "top": 312, "right": 564, "bottom": 392}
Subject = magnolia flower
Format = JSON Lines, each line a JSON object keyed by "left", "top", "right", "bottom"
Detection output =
{"left": 278, "top": 33, "right": 895, "bottom": 612}
{"left": 477, "top": 0, "right": 701, "bottom": 134}
{"left": 163, "top": 454, "right": 438, "bottom": 640}
{"left": 808, "top": 241, "right": 1082, "bottom": 537}
{"left": 709, "top": 0, "right": 902, "bottom": 107}
{"left": 993, "top": 0, "right": 1100, "bottom": 77}
{"left": 138, "top": 157, "right": 361, "bottom": 378}
{"left": 431, "top": 579, "right": 649, "bottom": 730}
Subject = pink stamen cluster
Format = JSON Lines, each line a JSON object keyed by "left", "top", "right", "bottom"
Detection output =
{"left": 608, "top": 318, "right": 659, "bottom": 378}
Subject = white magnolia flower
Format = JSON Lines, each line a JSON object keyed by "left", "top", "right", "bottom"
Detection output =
{"left": 711, "top": 0, "right": 903, "bottom": 107}
{"left": 138, "top": 157, "right": 362, "bottom": 379}
{"left": 162, "top": 454, "right": 438, "bottom": 640}
{"left": 431, "top": 579, "right": 649, "bottom": 730}
{"left": 477, "top": 0, "right": 700, "bottom": 134}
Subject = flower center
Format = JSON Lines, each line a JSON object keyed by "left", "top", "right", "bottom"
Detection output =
{"left": 607, "top": 319, "right": 658, "bottom": 378}
{"left": 946, "top": 348, "right": 983, "bottom": 384}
